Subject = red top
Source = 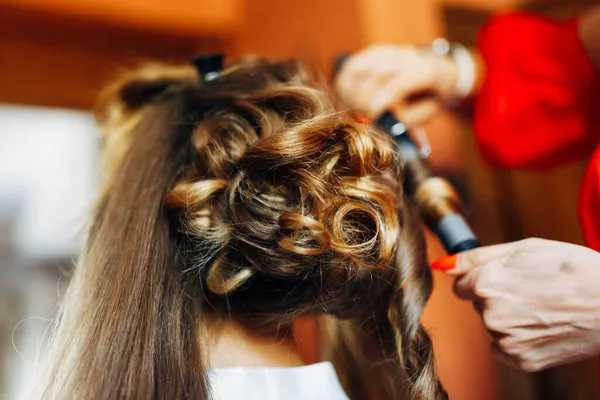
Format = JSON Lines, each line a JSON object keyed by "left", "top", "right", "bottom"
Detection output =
{"left": 474, "top": 12, "right": 600, "bottom": 251}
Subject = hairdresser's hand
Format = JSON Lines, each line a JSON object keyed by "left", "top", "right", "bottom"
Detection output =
{"left": 335, "top": 45, "right": 458, "bottom": 126}
{"left": 432, "top": 238, "right": 600, "bottom": 372}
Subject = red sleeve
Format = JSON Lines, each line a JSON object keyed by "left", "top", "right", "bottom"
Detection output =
{"left": 474, "top": 12, "right": 600, "bottom": 169}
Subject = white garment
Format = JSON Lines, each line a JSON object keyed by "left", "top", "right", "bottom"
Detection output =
{"left": 208, "top": 362, "right": 349, "bottom": 400}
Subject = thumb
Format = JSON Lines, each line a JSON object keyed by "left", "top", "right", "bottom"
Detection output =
{"left": 396, "top": 98, "right": 440, "bottom": 128}
{"left": 431, "top": 241, "right": 519, "bottom": 276}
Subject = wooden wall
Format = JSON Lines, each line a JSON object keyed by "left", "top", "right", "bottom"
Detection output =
{"left": 0, "top": 2, "right": 232, "bottom": 109}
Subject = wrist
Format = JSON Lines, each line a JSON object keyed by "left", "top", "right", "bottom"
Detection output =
{"left": 428, "top": 39, "right": 481, "bottom": 103}
{"left": 430, "top": 54, "right": 459, "bottom": 100}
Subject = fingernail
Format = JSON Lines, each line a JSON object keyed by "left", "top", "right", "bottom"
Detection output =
{"left": 431, "top": 254, "right": 458, "bottom": 271}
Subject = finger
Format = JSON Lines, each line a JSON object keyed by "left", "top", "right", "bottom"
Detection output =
{"left": 445, "top": 241, "right": 520, "bottom": 276}
{"left": 472, "top": 301, "right": 505, "bottom": 339}
{"left": 335, "top": 56, "right": 371, "bottom": 103}
{"left": 346, "top": 45, "right": 404, "bottom": 75}
{"left": 354, "top": 72, "right": 400, "bottom": 116}
{"left": 452, "top": 267, "right": 483, "bottom": 301}
{"left": 363, "top": 74, "right": 415, "bottom": 117}
{"left": 396, "top": 99, "right": 441, "bottom": 127}
{"left": 367, "top": 88, "right": 403, "bottom": 118}
{"left": 490, "top": 343, "right": 520, "bottom": 370}
{"left": 366, "top": 74, "right": 435, "bottom": 117}
{"left": 453, "top": 257, "right": 506, "bottom": 301}
{"left": 335, "top": 49, "right": 398, "bottom": 101}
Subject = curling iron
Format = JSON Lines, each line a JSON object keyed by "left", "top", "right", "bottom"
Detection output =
{"left": 334, "top": 56, "right": 479, "bottom": 254}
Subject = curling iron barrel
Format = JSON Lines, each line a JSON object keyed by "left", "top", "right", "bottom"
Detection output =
{"left": 334, "top": 56, "right": 479, "bottom": 254}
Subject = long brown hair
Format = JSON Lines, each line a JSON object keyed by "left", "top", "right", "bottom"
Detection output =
{"left": 34, "top": 58, "right": 447, "bottom": 399}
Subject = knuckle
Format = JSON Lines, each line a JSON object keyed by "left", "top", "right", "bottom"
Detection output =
{"left": 519, "top": 358, "right": 542, "bottom": 373}
{"left": 334, "top": 81, "right": 349, "bottom": 96}
{"left": 461, "top": 249, "right": 482, "bottom": 269}
{"left": 406, "top": 48, "right": 421, "bottom": 59}
{"left": 520, "top": 237, "right": 545, "bottom": 248}
{"left": 477, "top": 264, "right": 495, "bottom": 284}
{"left": 500, "top": 248, "right": 520, "bottom": 269}
{"left": 482, "top": 311, "right": 504, "bottom": 332}
{"left": 496, "top": 336, "right": 520, "bottom": 355}
{"left": 472, "top": 271, "right": 495, "bottom": 299}
{"left": 472, "top": 281, "right": 489, "bottom": 299}
{"left": 388, "top": 80, "right": 407, "bottom": 96}
{"left": 419, "top": 68, "right": 436, "bottom": 84}
{"left": 495, "top": 337, "right": 510, "bottom": 353}
{"left": 513, "top": 351, "right": 542, "bottom": 372}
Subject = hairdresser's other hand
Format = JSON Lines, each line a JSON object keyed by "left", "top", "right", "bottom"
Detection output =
{"left": 335, "top": 44, "right": 458, "bottom": 126}
{"left": 432, "top": 238, "right": 600, "bottom": 372}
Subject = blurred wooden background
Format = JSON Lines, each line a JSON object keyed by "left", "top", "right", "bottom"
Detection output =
{"left": 0, "top": 0, "right": 597, "bottom": 398}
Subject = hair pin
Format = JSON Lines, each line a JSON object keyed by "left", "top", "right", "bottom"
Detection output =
{"left": 191, "top": 53, "right": 225, "bottom": 82}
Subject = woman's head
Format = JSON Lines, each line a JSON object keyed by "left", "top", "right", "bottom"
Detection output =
{"left": 37, "top": 58, "right": 446, "bottom": 399}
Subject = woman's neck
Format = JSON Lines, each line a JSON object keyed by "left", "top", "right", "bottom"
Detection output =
{"left": 203, "top": 317, "right": 305, "bottom": 369}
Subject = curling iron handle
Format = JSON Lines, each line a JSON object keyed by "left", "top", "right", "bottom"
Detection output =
{"left": 450, "top": 239, "right": 480, "bottom": 254}
{"left": 435, "top": 214, "right": 480, "bottom": 254}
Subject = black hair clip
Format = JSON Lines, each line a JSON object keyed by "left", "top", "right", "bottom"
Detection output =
{"left": 192, "top": 53, "right": 225, "bottom": 82}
